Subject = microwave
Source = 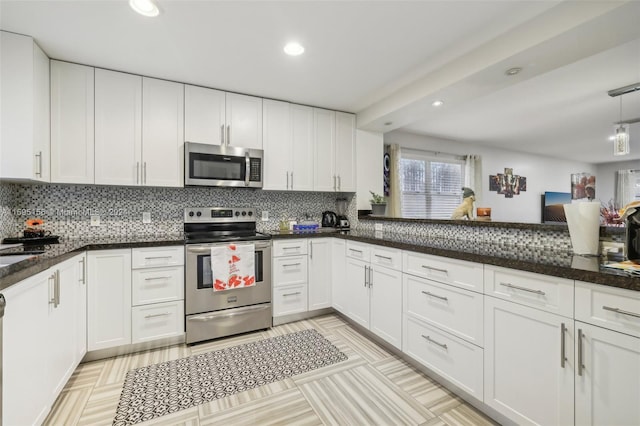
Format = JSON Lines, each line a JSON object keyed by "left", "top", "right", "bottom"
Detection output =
{"left": 184, "top": 142, "right": 263, "bottom": 188}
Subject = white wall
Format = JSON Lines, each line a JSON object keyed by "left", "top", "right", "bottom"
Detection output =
{"left": 385, "top": 130, "right": 596, "bottom": 223}
{"left": 355, "top": 129, "right": 384, "bottom": 210}
{"left": 595, "top": 159, "right": 640, "bottom": 206}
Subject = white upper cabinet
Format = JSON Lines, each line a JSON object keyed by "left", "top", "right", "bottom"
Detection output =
{"left": 1, "top": 31, "right": 50, "bottom": 182}
{"left": 313, "top": 108, "right": 336, "bottom": 191}
{"left": 225, "top": 93, "right": 263, "bottom": 149}
{"left": 94, "top": 68, "right": 141, "bottom": 185}
{"left": 263, "top": 100, "right": 313, "bottom": 191}
{"left": 142, "top": 77, "right": 184, "bottom": 187}
{"left": 334, "top": 112, "right": 356, "bottom": 192}
{"left": 51, "top": 61, "right": 95, "bottom": 184}
{"left": 184, "top": 85, "right": 225, "bottom": 145}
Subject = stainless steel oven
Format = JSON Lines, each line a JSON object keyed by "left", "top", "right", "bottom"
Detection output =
{"left": 184, "top": 207, "right": 272, "bottom": 344}
{"left": 184, "top": 142, "right": 263, "bottom": 188}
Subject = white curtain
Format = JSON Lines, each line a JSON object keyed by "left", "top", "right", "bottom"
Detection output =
{"left": 388, "top": 144, "right": 402, "bottom": 217}
{"left": 616, "top": 169, "right": 635, "bottom": 207}
{"left": 464, "top": 155, "right": 482, "bottom": 205}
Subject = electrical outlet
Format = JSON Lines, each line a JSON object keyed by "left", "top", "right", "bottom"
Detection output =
{"left": 261, "top": 211, "right": 269, "bottom": 221}
{"left": 374, "top": 223, "right": 383, "bottom": 231}
{"left": 90, "top": 215, "right": 100, "bottom": 227}
{"left": 142, "top": 212, "right": 151, "bottom": 224}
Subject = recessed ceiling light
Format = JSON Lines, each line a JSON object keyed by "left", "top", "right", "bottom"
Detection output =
{"left": 284, "top": 42, "right": 305, "bottom": 56}
{"left": 608, "top": 135, "right": 616, "bottom": 141}
{"left": 129, "top": 0, "right": 160, "bottom": 17}
{"left": 432, "top": 100, "right": 444, "bottom": 107}
{"left": 505, "top": 67, "right": 522, "bottom": 76}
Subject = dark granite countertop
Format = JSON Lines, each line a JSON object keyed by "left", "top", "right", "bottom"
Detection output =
{"left": 0, "top": 235, "right": 185, "bottom": 290}
{"left": 269, "top": 228, "right": 639, "bottom": 292}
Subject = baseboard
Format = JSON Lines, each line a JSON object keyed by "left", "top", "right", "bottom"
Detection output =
{"left": 82, "top": 334, "right": 186, "bottom": 363}
{"left": 272, "top": 307, "right": 334, "bottom": 326}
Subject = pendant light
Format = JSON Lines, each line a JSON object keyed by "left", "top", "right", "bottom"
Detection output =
{"left": 613, "top": 96, "right": 630, "bottom": 156}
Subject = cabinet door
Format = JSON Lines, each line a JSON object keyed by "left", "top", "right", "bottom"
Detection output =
{"left": 308, "top": 239, "right": 332, "bottom": 310}
{"left": 184, "top": 85, "right": 225, "bottom": 145}
{"left": 49, "top": 256, "right": 80, "bottom": 398}
{"left": 484, "top": 296, "right": 574, "bottom": 426}
{"left": 331, "top": 239, "right": 348, "bottom": 314}
{"left": 273, "top": 255, "right": 308, "bottom": 287}
{"left": 75, "top": 254, "right": 88, "bottom": 362}
{"left": 334, "top": 112, "right": 356, "bottom": 192}
{"left": 290, "top": 104, "right": 314, "bottom": 191}
{"left": 575, "top": 322, "right": 640, "bottom": 426}
{"left": 51, "top": 60, "right": 95, "bottom": 184}
{"left": 313, "top": 108, "right": 336, "bottom": 191}
{"left": 262, "top": 99, "right": 291, "bottom": 190}
{"left": 2, "top": 270, "right": 51, "bottom": 426}
{"left": 33, "top": 41, "right": 50, "bottom": 182}
{"left": 225, "top": 93, "right": 263, "bottom": 149}
{"left": 131, "top": 300, "right": 184, "bottom": 344}
{"left": 94, "top": 68, "right": 141, "bottom": 185}
{"left": 142, "top": 77, "right": 184, "bottom": 187}
{"left": 87, "top": 249, "right": 132, "bottom": 351}
{"left": 346, "top": 257, "right": 369, "bottom": 328}
{"left": 370, "top": 265, "right": 402, "bottom": 349}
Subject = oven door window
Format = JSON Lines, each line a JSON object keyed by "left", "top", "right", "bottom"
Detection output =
{"left": 197, "top": 250, "right": 263, "bottom": 289}
{"left": 189, "top": 152, "right": 246, "bottom": 181}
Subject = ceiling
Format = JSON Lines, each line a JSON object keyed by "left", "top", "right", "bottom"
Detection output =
{"left": 1, "top": 0, "right": 639, "bottom": 164}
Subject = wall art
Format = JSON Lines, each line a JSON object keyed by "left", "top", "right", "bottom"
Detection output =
{"left": 489, "top": 168, "right": 527, "bottom": 198}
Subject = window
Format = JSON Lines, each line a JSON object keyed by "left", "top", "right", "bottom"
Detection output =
{"left": 400, "top": 150, "right": 464, "bottom": 219}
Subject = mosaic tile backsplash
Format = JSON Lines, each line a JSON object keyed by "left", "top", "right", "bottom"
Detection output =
{"left": 1, "top": 183, "right": 356, "bottom": 239}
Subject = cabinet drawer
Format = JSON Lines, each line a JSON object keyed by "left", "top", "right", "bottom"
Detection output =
{"left": 132, "top": 246, "right": 183, "bottom": 269}
{"left": 371, "top": 245, "right": 401, "bottom": 271}
{"left": 403, "top": 251, "right": 483, "bottom": 292}
{"left": 273, "top": 239, "right": 307, "bottom": 257}
{"left": 273, "top": 255, "right": 308, "bottom": 287}
{"left": 131, "top": 301, "right": 184, "bottom": 344}
{"left": 403, "top": 315, "right": 483, "bottom": 401}
{"left": 273, "top": 284, "right": 308, "bottom": 317}
{"left": 132, "top": 266, "right": 184, "bottom": 306}
{"left": 575, "top": 281, "right": 640, "bottom": 338}
{"left": 346, "top": 241, "right": 370, "bottom": 262}
{"left": 403, "top": 274, "right": 483, "bottom": 346}
{"left": 484, "top": 265, "right": 574, "bottom": 318}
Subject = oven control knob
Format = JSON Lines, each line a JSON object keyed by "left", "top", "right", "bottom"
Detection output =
{"left": 196, "top": 211, "right": 202, "bottom": 217}
{"left": 235, "top": 211, "right": 240, "bottom": 217}
{"left": 241, "top": 211, "right": 247, "bottom": 216}
{"left": 248, "top": 211, "right": 253, "bottom": 216}
{"left": 188, "top": 211, "right": 194, "bottom": 217}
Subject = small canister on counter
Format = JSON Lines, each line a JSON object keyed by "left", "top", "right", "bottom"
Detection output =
{"left": 476, "top": 207, "right": 491, "bottom": 221}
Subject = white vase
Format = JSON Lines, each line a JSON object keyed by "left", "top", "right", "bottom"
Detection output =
{"left": 563, "top": 202, "right": 601, "bottom": 255}
{"left": 371, "top": 203, "right": 387, "bottom": 216}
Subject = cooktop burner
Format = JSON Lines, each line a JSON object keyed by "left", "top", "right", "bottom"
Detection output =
{"left": 183, "top": 207, "right": 271, "bottom": 244}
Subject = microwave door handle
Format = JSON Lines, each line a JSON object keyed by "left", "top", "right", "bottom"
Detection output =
{"left": 245, "top": 152, "right": 250, "bottom": 186}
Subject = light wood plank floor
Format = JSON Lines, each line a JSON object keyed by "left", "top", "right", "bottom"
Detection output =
{"left": 44, "top": 314, "right": 498, "bottom": 426}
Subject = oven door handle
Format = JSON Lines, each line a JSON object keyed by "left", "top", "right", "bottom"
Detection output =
{"left": 187, "top": 242, "right": 270, "bottom": 254}
{"left": 187, "top": 304, "right": 271, "bottom": 322}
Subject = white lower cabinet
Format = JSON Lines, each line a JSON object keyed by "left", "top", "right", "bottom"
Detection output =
{"left": 331, "top": 238, "right": 347, "bottom": 314}
{"left": 345, "top": 257, "right": 370, "bottom": 328}
{"left": 370, "top": 265, "right": 402, "bottom": 349}
{"left": 484, "top": 296, "right": 574, "bottom": 426}
{"left": 308, "top": 238, "right": 332, "bottom": 310}
{"left": 2, "top": 253, "right": 86, "bottom": 426}
{"left": 132, "top": 300, "right": 184, "bottom": 344}
{"left": 574, "top": 321, "right": 640, "bottom": 426}
{"left": 273, "top": 239, "right": 309, "bottom": 319}
{"left": 273, "top": 284, "right": 308, "bottom": 316}
{"left": 404, "top": 316, "right": 484, "bottom": 400}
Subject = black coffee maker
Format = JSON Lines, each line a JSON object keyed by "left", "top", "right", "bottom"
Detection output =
{"left": 626, "top": 207, "right": 640, "bottom": 261}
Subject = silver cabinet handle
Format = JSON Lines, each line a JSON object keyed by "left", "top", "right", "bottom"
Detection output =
{"left": 144, "top": 276, "right": 171, "bottom": 281}
{"left": 245, "top": 151, "right": 250, "bottom": 187}
{"left": 283, "top": 292, "right": 301, "bottom": 297}
{"left": 79, "top": 257, "right": 86, "bottom": 285}
{"left": 369, "top": 266, "right": 373, "bottom": 288}
{"left": 338, "top": 175, "right": 341, "bottom": 191}
{"left": 145, "top": 256, "right": 172, "bottom": 260}
{"left": 282, "top": 246, "right": 301, "bottom": 250}
{"left": 290, "top": 172, "right": 293, "bottom": 189}
{"left": 421, "top": 290, "right": 448, "bottom": 301}
{"left": 421, "top": 265, "right": 448, "bottom": 274}
{"left": 35, "top": 151, "right": 42, "bottom": 177}
{"left": 55, "top": 270, "right": 61, "bottom": 306}
{"left": 363, "top": 265, "right": 367, "bottom": 287}
{"left": 145, "top": 312, "right": 170, "bottom": 319}
{"left": 282, "top": 263, "right": 301, "bottom": 267}
{"left": 309, "top": 241, "right": 313, "bottom": 259}
{"left": 48, "top": 273, "right": 57, "bottom": 307}
{"left": 560, "top": 322, "right": 567, "bottom": 368}
{"left": 136, "top": 162, "right": 140, "bottom": 184}
{"left": 226, "top": 124, "right": 230, "bottom": 146}
{"left": 500, "top": 282, "right": 546, "bottom": 296}
{"left": 286, "top": 171, "right": 289, "bottom": 190}
{"left": 375, "top": 254, "right": 392, "bottom": 261}
{"left": 578, "top": 328, "right": 585, "bottom": 376}
{"left": 422, "top": 334, "right": 448, "bottom": 350}
{"left": 220, "top": 124, "right": 225, "bottom": 145}
{"left": 602, "top": 306, "right": 640, "bottom": 319}
{"left": 350, "top": 248, "right": 363, "bottom": 254}
{"left": 143, "top": 162, "right": 147, "bottom": 185}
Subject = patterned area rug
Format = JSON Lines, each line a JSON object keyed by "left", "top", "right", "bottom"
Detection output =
{"left": 113, "top": 329, "right": 347, "bottom": 425}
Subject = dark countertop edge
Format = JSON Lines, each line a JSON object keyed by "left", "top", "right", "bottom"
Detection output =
{"left": 0, "top": 239, "right": 185, "bottom": 290}
{"left": 357, "top": 214, "right": 626, "bottom": 235}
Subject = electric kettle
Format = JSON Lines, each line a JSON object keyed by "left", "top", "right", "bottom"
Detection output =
{"left": 322, "top": 211, "right": 338, "bottom": 227}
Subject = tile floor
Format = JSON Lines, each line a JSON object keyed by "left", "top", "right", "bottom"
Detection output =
{"left": 44, "top": 314, "right": 498, "bottom": 426}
